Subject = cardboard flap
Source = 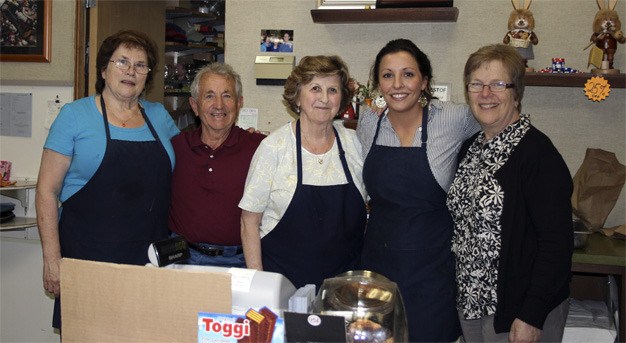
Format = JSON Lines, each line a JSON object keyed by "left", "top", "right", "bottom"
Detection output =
{"left": 61, "top": 258, "right": 232, "bottom": 342}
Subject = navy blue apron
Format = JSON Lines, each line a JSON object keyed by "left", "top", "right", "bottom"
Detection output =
{"left": 53, "top": 96, "right": 171, "bottom": 328}
{"left": 261, "top": 120, "right": 367, "bottom": 289}
{"left": 361, "top": 107, "right": 460, "bottom": 342}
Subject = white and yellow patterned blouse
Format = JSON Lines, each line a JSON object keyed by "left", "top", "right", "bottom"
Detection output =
{"left": 239, "top": 121, "right": 366, "bottom": 238}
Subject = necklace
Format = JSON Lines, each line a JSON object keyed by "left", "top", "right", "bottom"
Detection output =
{"left": 302, "top": 131, "right": 332, "bottom": 164}
{"left": 100, "top": 95, "right": 140, "bottom": 128}
{"left": 112, "top": 111, "right": 137, "bottom": 127}
{"left": 118, "top": 116, "right": 134, "bottom": 127}
{"left": 315, "top": 151, "right": 329, "bottom": 164}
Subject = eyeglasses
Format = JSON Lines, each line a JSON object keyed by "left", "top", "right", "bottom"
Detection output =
{"left": 109, "top": 59, "right": 151, "bottom": 75}
{"left": 467, "top": 81, "right": 515, "bottom": 93}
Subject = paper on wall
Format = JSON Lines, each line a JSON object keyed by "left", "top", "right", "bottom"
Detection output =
{"left": 238, "top": 108, "right": 259, "bottom": 130}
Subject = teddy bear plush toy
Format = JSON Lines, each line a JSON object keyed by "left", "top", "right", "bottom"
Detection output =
{"left": 590, "top": 0, "right": 625, "bottom": 70}
{"left": 503, "top": 0, "right": 539, "bottom": 70}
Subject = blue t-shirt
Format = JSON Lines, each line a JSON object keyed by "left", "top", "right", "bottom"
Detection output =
{"left": 44, "top": 96, "right": 180, "bottom": 202}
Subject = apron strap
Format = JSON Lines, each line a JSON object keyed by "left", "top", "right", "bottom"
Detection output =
{"left": 370, "top": 105, "right": 430, "bottom": 151}
{"left": 139, "top": 103, "right": 162, "bottom": 142}
{"left": 420, "top": 103, "right": 429, "bottom": 149}
{"left": 370, "top": 108, "right": 387, "bottom": 149}
{"left": 100, "top": 95, "right": 112, "bottom": 141}
{"left": 295, "top": 120, "right": 304, "bottom": 186}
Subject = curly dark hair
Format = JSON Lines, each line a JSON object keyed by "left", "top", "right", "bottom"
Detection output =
{"left": 95, "top": 30, "right": 158, "bottom": 94}
{"left": 283, "top": 55, "right": 353, "bottom": 116}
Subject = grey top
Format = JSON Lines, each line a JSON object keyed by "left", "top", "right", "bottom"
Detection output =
{"left": 357, "top": 99, "right": 480, "bottom": 191}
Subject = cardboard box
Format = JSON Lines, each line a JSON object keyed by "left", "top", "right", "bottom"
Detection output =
{"left": 61, "top": 258, "right": 232, "bottom": 342}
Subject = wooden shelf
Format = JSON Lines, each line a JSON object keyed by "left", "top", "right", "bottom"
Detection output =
{"left": 524, "top": 72, "right": 625, "bottom": 88}
{"left": 310, "top": 7, "right": 458, "bottom": 23}
{"left": 1, "top": 181, "right": 37, "bottom": 231}
{"left": 166, "top": 7, "right": 223, "bottom": 24}
{"left": 165, "top": 42, "right": 221, "bottom": 54}
{"left": 1, "top": 217, "right": 37, "bottom": 231}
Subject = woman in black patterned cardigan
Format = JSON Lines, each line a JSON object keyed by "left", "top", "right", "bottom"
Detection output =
{"left": 447, "top": 44, "right": 573, "bottom": 343}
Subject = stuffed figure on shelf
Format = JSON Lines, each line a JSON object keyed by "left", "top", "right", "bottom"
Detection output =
{"left": 589, "top": 0, "right": 625, "bottom": 73}
{"left": 503, "top": 0, "right": 539, "bottom": 71}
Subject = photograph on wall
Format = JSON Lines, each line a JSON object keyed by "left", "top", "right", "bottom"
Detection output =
{"left": 260, "top": 29, "right": 294, "bottom": 53}
{"left": 0, "top": 0, "right": 51, "bottom": 62}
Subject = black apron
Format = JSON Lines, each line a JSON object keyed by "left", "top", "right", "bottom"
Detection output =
{"left": 361, "top": 107, "right": 460, "bottom": 342}
{"left": 261, "top": 120, "right": 367, "bottom": 289}
{"left": 53, "top": 96, "right": 171, "bottom": 328}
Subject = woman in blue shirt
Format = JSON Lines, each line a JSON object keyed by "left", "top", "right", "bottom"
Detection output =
{"left": 35, "top": 30, "right": 179, "bottom": 330}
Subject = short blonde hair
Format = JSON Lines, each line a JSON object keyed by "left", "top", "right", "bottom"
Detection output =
{"left": 464, "top": 44, "right": 525, "bottom": 112}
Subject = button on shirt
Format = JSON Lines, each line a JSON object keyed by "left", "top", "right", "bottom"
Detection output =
{"left": 168, "top": 126, "right": 265, "bottom": 245}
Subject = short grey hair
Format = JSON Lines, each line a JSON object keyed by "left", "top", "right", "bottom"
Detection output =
{"left": 190, "top": 62, "right": 243, "bottom": 99}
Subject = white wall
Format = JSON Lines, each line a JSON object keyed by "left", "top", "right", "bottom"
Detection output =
{"left": 0, "top": 84, "right": 74, "bottom": 179}
{"left": 0, "top": 85, "right": 72, "bottom": 342}
{"left": 226, "top": 0, "right": 625, "bottom": 228}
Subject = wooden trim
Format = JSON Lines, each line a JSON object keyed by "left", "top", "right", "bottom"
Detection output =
{"left": 73, "top": 0, "right": 86, "bottom": 100}
{"left": 310, "top": 7, "right": 458, "bottom": 23}
{"left": 525, "top": 72, "right": 625, "bottom": 88}
{"left": 0, "top": 0, "right": 52, "bottom": 62}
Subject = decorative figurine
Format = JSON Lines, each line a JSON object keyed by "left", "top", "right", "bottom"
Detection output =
{"left": 503, "top": 0, "right": 539, "bottom": 72}
{"left": 589, "top": 0, "right": 625, "bottom": 74}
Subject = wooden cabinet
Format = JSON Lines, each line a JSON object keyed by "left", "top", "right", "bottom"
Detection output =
{"left": 75, "top": 1, "right": 166, "bottom": 102}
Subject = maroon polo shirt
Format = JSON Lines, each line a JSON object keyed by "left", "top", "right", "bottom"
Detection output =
{"left": 168, "top": 125, "right": 265, "bottom": 245}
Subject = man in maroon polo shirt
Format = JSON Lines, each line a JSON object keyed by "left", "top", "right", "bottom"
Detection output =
{"left": 168, "top": 63, "right": 265, "bottom": 267}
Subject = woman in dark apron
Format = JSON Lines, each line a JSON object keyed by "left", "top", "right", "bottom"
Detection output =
{"left": 261, "top": 120, "right": 366, "bottom": 289}
{"left": 358, "top": 39, "right": 478, "bottom": 342}
{"left": 36, "top": 31, "right": 178, "bottom": 330}
{"left": 362, "top": 107, "right": 458, "bottom": 342}
{"left": 240, "top": 55, "right": 367, "bottom": 290}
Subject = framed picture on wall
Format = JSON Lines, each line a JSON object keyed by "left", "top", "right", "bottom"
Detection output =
{"left": 260, "top": 29, "right": 294, "bottom": 53}
{"left": 0, "top": 0, "right": 51, "bottom": 62}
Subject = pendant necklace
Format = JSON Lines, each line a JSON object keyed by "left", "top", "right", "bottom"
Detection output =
{"left": 316, "top": 151, "right": 328, "bottom": 164}
{"left": 108, "top": 100, "right": 137, "bottom": 127}
{"left": 118, "top": 115, "right": 134, "bottom": 127}
{"left": 113, "top": 108, "right": 139, "bottom": 127}
{"left": 303, "top": 131, "right": 331, "bottom": 164}
{"left": 100, "top": 95, "right": 139, "bottom": 128}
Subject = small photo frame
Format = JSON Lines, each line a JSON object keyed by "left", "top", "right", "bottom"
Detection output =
{"left": 0, "top": 0, "right": 52, "bottom": 62}
{"left": 260, "top": 29, "right": 294, "bottom": 53}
